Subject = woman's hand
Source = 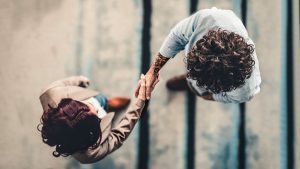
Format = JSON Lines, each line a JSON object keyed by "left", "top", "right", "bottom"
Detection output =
{"left": 137, "top": 74, "right": 146, "bottom": 101}
{"left": 137, "top": 74, "right": 159, "bottom": 101}
{"left": 135, "top": 72, "right": 160, "bottom": 100}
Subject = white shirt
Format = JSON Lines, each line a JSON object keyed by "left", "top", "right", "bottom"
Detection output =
{"left": 84, "top": 97, "right": 107, "bottom": 118}
{"left": 159, "top": 7, "right": 261, "bottom": 103}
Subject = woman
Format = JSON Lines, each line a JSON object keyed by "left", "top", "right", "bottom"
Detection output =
{"left": 38, "top": 75, "right": 157, "bottom": 163}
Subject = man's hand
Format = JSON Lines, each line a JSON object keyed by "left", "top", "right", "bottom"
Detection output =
{"left": 135, "top": 71, "right": 160, "bottom": 100}
{"left": 135, "top": 53, "right": 169, "bottom": 100}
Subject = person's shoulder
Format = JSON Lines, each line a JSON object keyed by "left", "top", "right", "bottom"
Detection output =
{"left": 198, "top": 7, "right": 237, "bottom": 19}
{"left": 194, "top": 7, "right": 237, "bottom": 22}
{"left": 198, "top": 7, "right": 233, "bottom": 13}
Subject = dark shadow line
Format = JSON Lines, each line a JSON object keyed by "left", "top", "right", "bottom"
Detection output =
{"left": 190, "top": 0, "right": 198, "bottom": 14}
{"left": 241, "top": 0, "right": 247, "bottom": 27}
{"left": 238, "top": 1, "right": 247, "bottom": 169}
{"left": 286, "top": 0, "right": 295, "bottom": 168}
{"left": 137, "top": 0, "right": 152, "bottom": 169}
{"left": 238, "top": 103, "right": 246, "bottom": 169}
{"left": 185, "top": 1, "right": 198, "bottom": 169}
{"left": 138, "top": 101, "right": 150, "bottom": 169}
{"left": 186, "top": 90, "right": 196, "bottom": 169}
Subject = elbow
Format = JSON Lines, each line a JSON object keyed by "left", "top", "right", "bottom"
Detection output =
{"left": 231, "top": 94, "right": 255, "bottom": 104}
{"left": 245, "top": 94, "right": 255, "bottom": 102}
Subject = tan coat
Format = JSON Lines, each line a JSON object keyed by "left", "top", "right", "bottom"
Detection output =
{"left": 39, "top": 76, "right": 145, "bottom": 164}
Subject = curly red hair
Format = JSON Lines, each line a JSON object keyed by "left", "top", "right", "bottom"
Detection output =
{"left": 38, "top": 98, "right": 101, "bottom": 157}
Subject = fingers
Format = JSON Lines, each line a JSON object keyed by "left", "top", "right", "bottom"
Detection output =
{"left": 138, "top": 74, "right": 146, "bottom": 100}
{"left": 145, "top": 73, "right": 152, "bottom": 100}
{"left": 79, "top": 81, "right": 89, "bottom": 88}
{"left": 136, "top": 73, "right": 158, "bottom": 99}
{"left": 146, "top": 81, "right": 152, "bottom": 100}
{"left": 134, "top": 80, "right": 141, "bottom": 97}
{"left": 78, "top": 76, "right": 90, "bottom": 87}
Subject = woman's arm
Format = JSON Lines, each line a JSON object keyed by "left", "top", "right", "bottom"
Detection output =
{"left": 39, "top": 76, "right": 97, "bottom": 111}
{"left": 73, "top": 75, "right": 152, "bottom": 164}
{"left": 73, "top": 99, "right": 145, "bottom": 164}
{"left": 40, "top": 76, "right": 90, "bottom": 94}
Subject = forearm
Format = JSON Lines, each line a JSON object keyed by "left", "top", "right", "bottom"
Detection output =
{"left": 148, "top": 53, "right": 170, "bottom": 75}
{"left": 108, "top": 99, "right": 145, "bottom": 148}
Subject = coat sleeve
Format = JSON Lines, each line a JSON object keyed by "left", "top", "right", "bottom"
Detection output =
{"left": 40, "top": 76, "right": 90, "bottom": 95}
{"left": 39, "top": 76, "right": 92, "bottom": 111}
{"left": 73, "top": 99, "right": 145, "bottom": 164}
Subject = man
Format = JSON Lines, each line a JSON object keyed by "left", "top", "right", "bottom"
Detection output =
{"left": 38, "top": 75, "right": 158, "bottom": 163}
{"left": 135, "top": 7, "right": 261, "bottom": 103}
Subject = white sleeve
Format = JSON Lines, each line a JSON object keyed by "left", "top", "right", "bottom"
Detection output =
{"left": 159, "top": 11, "right": 202, "bottom": 58}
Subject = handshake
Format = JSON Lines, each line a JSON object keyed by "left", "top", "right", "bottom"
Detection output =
{"left": 135, "top": 72, "right": 160, "bottom": 101}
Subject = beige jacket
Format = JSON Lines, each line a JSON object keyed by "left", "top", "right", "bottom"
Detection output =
{"left": 39, "top": 76, "right": 145, "bottom": 164}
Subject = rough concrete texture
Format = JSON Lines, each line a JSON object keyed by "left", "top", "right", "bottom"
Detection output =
{"left": 195, "top": 1, "right": 240, "bottom": 169}
{"left": 0, "top": 0, "right": 140, "bottom": 169}
{"left": 0, "top": 0, "right": 77, "bottom": 168}
{"left": 246, "top": 0, "right": 282, "bottom": 168}
{"left": 149, "top": 0, "right": 187, "bottom": 169}
{"left": 0, "top": 0, "right": 298, "bottom": 169}
{"left": 294, "top": 0, "right": 300, "bottom": 168}
{"left": 65, "top": 1, "right": 142, "bottom": 169}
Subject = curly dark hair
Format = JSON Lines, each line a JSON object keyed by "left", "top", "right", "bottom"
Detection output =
{"left": 37, "top": 98, "right": 101, "bottom": 157}
{"left": 185, "top": 28, "right": 255, "bottom": 94}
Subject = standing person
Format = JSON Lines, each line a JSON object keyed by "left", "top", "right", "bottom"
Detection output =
{"left": 135, "top": 7, "right": 261, "bottom": 103}
{"left": 38, "top": 75, "right": 158, "bottom": 163}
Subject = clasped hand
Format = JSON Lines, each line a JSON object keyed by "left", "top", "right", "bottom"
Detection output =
{"left": 135, "top": 72, "right": 160, "bottom": 100}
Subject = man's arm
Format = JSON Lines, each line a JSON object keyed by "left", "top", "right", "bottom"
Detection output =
{"left": 159, "top": 10, "right": 201, "bottom": 58}
{"left": 39, "top": 76, "right": 97, "bottom": 111}
{"left": 152, "top": 53, "right": 170, "bottom": 74}
{"left": 135, "top": 53, "right": 169, "bottom": 99}
{"left": 145, "top": 53, "right": 170, "bottom": 99}
{"left": 135, "top": 11, "right": 203, "bottom": 99}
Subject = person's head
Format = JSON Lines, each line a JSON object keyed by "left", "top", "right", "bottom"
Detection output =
{"left": 38, "top": 98, "right": 101, "bottom": 157}
{"left": 185, "top": 28, "right": 255, "bottom": 93}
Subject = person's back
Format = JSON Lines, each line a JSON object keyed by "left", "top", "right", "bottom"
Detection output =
{"left": 38, "top": 75, "right": 155, "bottom": 163}
{"left": 135, "top": 7, "right": 261, "bottom": 103}
{"left": 184, "top": 8, "right": 250, "bottom": 52}
{"left": 38, "top": 98, "right": 101, "bottom": 157}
